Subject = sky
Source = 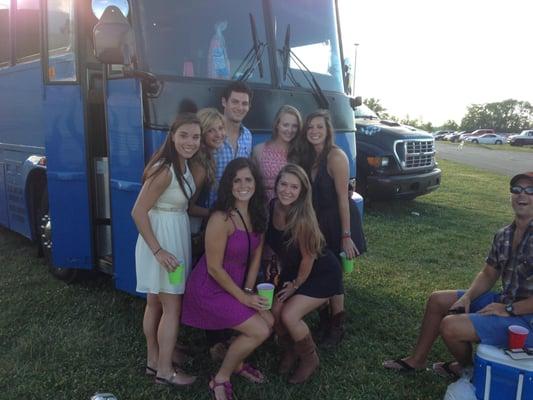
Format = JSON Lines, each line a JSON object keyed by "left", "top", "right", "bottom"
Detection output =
{"left": 338, "top": 0, "right": 533, "bottom": 126}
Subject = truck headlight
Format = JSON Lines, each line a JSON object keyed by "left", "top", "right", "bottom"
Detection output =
{"left": 367, "top": 156, "right": 389, "bottom": 168}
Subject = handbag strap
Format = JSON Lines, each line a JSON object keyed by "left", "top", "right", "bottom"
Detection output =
{"left": 233, "top": 208, "right": 251, "bottom": 270}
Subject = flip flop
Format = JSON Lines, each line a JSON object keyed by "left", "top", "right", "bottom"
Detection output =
{"left": 145, "top": 365, "right": 157, "bottom": 377}
{"left": 383, "top": 358, "right": 423, "bottom": 373}
{"left": 155, "top": 371, "right": 197, "bottom": 387}
{"left": 234, "top": 362, "right": 266, "bottom": 383}
{"left": 432, "top": 361, "right": 461, "bottom": 379}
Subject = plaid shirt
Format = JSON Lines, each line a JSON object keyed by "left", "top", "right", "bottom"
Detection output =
{"left": 207, "top": 124, "right": 252, "bottom": 207}
{"left": 486, "top": 220, "right": 533, "bottom": 303}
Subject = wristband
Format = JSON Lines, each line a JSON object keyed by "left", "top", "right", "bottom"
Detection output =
{"left": 341, "top": 230, "right": 351, "bottom": 239}
{"left": 153, "top": 247, "right": 162, "bottom": 255}
{"left": 244, "top": 287, "right": 254, "bottom": 294}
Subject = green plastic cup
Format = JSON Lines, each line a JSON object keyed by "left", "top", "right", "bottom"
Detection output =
{"left": 256, "top": 283, "right": 275, "bottom": 310}
{"left": 340, "top": 252, "right": 354, "bottom": 273}
{"left": 168, "top": 263, "right": 184, "bottom": 285}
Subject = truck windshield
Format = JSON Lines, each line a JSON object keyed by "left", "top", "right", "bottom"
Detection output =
{"left": 271, "top": 0, "right": 344, "bottom": 93}
{"left": 136, "top": 0, "right": 270, "bottom": 83}
{"left": 354, "top": 104, "right": 379, "bottom": 119}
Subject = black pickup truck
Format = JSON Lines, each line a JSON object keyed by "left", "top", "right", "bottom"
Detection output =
{"left": 354, "top": 104, "right": 441, "bottom": 200}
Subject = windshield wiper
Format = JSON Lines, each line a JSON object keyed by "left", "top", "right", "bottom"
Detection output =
{"left": 232, "top": 13, "right": 265, "bottom": 81}
{"left": 279, "top": 24, "right": 329, "bottom": 109}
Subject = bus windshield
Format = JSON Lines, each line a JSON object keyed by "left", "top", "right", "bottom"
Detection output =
{"left": 271, "top": 0, "right": 344, "bottom": 93}
{"left": 137, "top": 0, "right": 270, "bottom": 84}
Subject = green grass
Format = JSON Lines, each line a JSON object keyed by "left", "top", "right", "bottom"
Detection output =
{"left": 0, "top": 159, "right": 514, "bottom": 399}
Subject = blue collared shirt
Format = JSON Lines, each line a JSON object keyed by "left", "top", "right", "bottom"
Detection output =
{"left": 208, "top": 124, "right": 252, "bottom": 207}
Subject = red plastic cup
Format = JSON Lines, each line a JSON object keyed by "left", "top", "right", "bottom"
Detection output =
{"left": 508, "top": 325, "right": 529, "bottom": 349}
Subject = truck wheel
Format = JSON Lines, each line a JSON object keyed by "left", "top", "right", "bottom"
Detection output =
{"left": 472, "top": 139, "right": 478, "bottom": 144}
{"left": 37, "top": 193, "right": 77, "bottom": 283}
{"left": 495, "top": 140, "right": 502, "bottom": 145}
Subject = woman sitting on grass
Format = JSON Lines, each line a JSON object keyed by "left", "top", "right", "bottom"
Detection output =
{"left": 182, "top": 158, "right": 273, "bottom": 400}
{"left": 267, "top": 164, "right": 344, "bottom": 383}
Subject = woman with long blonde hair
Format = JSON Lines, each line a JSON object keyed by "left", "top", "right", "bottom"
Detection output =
{"left": 266, "top": 164, "right": 343, "bottom": 384}
{"left": 252, "top": 105, "right": 302, "bottom": 201}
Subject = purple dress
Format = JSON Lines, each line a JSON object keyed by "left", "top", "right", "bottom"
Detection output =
{"left": 181, "top": 226, "right": 261, "bottom": 330}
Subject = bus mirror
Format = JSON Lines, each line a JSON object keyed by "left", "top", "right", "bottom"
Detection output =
{"left": 92, "top": 0, "right": 129, "bottom": 20}
{"left": 349, "top": 96, "right": 362, "bottom": 109}
{"left": 93, "top": 6, "right": 136, "bottom": 65}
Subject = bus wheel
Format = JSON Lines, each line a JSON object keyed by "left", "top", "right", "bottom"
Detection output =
{"left": 37, "top": 194, "right": 78, "bottom": 283}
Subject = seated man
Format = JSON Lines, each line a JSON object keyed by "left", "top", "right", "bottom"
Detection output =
{"left": 383, "top": 172, "right": 533, "bottom": 378}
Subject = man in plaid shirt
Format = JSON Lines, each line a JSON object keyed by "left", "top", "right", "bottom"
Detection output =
{"left": 208, "top": 81, "right": 253, "bottom": 207}
{"left": 384, "top": 172, "right": 533, "bottom": 379}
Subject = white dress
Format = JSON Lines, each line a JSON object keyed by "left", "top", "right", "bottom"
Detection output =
{"left": 135, "top": 164, "right": 195, "bottom": 295}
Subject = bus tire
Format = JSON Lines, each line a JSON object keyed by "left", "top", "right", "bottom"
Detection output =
{"left": 37, "top": 192, "right": 78, "bottom": 283}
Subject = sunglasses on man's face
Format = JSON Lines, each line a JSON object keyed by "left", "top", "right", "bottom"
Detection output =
{"left": 510, "top": 185, "right": 533, "bottom": 195}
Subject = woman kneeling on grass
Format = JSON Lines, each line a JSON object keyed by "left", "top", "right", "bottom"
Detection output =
{"left": 267, "top": 164, "right": 344, "bottom": 383}
{"left": 131, "top": 113, "right": 200, "bottom": 387}
{"left": 182, "top": 158, "right": 274, "bottom": 400}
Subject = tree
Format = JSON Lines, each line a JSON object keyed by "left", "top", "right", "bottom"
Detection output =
{"left": 363, "top": 97, "right": 387, "bottom": 114}
{"left": 439, "top": 120, "right": 460, "bottom": 131}
{"left": 460, "top": 99, "right": 533, "bottom": 133}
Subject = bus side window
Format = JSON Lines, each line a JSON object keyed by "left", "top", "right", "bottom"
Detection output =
{"left": 15, "top": 0, "right": 40, "bottom": 62}
{"left": 47, "top": 0, "right": 76, "bottom": 82}
{"left": 0, "top": 1, "right": 8, "bottom": 66}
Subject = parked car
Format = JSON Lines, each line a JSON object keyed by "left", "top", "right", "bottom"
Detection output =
{"left": 508, "top": 130, "right": 533, "bottom": 146}
{"left": 433, "top": 130, "right": 454, "bottom": 140}
{"left": 459, "top": 128, "right": 494, "bottom": 141}
{"left": 465, "top": 133, "right": 505, "bottom": 145}
{"left": 445, "top": 132, "right": 462, "bottom": 142}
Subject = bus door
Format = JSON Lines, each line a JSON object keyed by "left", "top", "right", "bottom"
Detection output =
{"left": 42, "top": 0, "right": 93, "bottom": 269}
{"left": 106, "top": 78, "right": 144, "bottom": 295}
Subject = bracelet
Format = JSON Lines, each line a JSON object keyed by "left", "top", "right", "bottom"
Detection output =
{"left": 244, "top": 287, "right": 254, "bottom": 294}
{"left": 153, "top": 247, "right": 162, "bottom": 255}
{"left": 342, "top": 230, "right": 351, "bottom": 239}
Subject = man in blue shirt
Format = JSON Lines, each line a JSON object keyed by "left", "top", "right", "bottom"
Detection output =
{"left": 208, "top": 81, "right": 253, "bottom": 207}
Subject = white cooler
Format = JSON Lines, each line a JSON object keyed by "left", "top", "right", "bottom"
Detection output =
{"left": 473, "top": 344, "right": 533, "bottom": 400}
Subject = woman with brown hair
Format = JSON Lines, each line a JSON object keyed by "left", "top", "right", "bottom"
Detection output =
{"left": 295, "top": 109, "right": 366, "bottom": 347}
{"left": 182, "top": 158, "right": 273, "bottom": 400}
{"left": 266, "top": 164, "right": 343, "bottom": 383}
{"left": 132, "top": 112, "right": 201, "bottom": 387}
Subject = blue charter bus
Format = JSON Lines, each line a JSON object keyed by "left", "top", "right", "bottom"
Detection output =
{"left": 0, "top": 0, "right": 361, "bottom": 295}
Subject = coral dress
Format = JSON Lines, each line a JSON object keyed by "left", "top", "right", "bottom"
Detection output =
{"left": 135, "top": 165, "right": 195, "bottom": 295}
{"left": 181, "top": 217, "right": 261, "bottom": 330}
{"left": 257, "top": 143, "right": 288, "bottom": 201}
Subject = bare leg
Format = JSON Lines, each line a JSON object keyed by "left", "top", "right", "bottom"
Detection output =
{"left": 383, "top": 290, "right": 458, "bottom": 370}
{"left": 440, "top": 314, "right": 479, "bottom": 366}
{"left": 330, "top": 294, "right": 344, "bottom": 315}
{"left": 281, "top": 295, "right": 328, "bottom": 341}
{"left": 144, "top": 294, "right": 162, "bottom": 372}
{"left": 211, "top": 314, "right": 272, "bottom": 400}
{"left": 156, "top": 293, "right": 195, "bottom": 384}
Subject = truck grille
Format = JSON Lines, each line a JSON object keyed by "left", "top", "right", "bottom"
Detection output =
{"left": 395, "top": 140, "right": 435, "bottom": 170}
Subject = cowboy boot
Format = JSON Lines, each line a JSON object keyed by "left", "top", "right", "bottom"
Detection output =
{"left": 314, "top": 305, "right": 331, "bottom": 343}
{"left": 278, "top": 334, "right": 298, "bottom": 374}
{"left": 320, "top": 311, "right": 346, "bottom": 348}
{"left": 288, "top": 334, "right": 319, "bottom": 384}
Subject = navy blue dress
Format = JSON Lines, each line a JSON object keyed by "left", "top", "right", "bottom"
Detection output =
{"left": 265, "top": 200, "right": 344, "bottom": 298}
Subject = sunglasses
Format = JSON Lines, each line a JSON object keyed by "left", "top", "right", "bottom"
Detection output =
{"left": 510, "top": 185, "right": 533, "bottom": 195}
